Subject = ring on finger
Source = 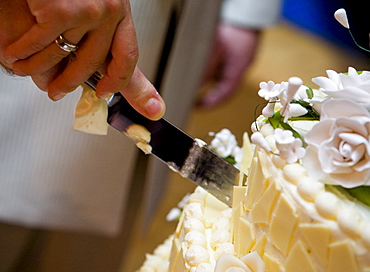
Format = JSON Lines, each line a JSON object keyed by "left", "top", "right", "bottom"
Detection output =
{"left": 55, "top": 34, "right": 78, "bottom": 53}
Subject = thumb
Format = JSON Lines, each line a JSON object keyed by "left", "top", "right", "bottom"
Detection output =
{"left": 115, "top": 66, "right": 166, "bottom": 120}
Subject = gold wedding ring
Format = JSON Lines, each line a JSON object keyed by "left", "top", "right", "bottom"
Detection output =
{"left": 55, "top": 34, "right": 78, "bottom": 53}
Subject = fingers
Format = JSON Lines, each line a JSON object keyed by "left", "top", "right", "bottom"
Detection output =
{"left": 113, "top": 66, "right": 166, "bottom": 120}
{"left": 46, "top": 27, "right": 116, "bottom": 100}
{"left": 10, "top": 33, "right": 78, "bottom": 77}
{"left": 94, "top": 14, "right": 139, "bottom": 98}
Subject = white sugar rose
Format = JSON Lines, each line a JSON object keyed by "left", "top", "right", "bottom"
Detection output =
{"left": 303, "top": 98, "right": 370, "bottom": 188}
{"left": 215, "top": 252, "right": 265, "bottom": 272}
{"left": 312, "top": 67, "right": 370, "bottom": 107}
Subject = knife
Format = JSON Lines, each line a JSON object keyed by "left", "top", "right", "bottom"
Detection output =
{"left": 85, "top": 72, "right": 240, "bottom": 206}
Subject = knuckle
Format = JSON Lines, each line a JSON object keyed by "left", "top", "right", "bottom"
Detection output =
{"left": 46, "top": 50, "right": 68, "bottom": 65}
{"left": 84, "top": 60, "right": 106, "bottom": 76}
{"left": 83, "top": 3, "right": 104, "bottom": 22}
{"left": 105, "top": 0, "right": 123, "bottom": 15}
{"left": 125, "top": 47, "right": 139, "bottom": 64}
{"left": 28, "top": 41, "right": 46, "bottom": 53}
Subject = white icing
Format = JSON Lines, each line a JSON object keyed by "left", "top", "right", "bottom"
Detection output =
{"left": 315, "top": 192, "right": 341, "bottom": 220}
{"left": 157, "top": 260, "right": 170, "bottom": 272}
{"left": 361, "top": 223, "right": 370, "bottom": 249}
{"left": 184, "top": 218, "right": 206, "bottom": 234}
{"left": 337, "top": 208, "right": 364, "bottom": 237}
{"left": 184, "top": 203, "right": 204, "bottom": 220}
{"left": 73, "top": 86, "right": 109, "bottom": 135}
{"left": 212, "top": 218, "right": 230, "bottom": 232}
{"left": 195, "top": 263, "right": 214, "bottom": 272}
{"left": 297, "top": 177, "right": 325, "bottom": 202}
{"left": 184, "top": 231, "right": 207, "bottom": 248}
{"left": 153, "top": 243, "right": 172, "bottom": 259}
{"left": 210, "top": 230, "right": 231, "bottom": 250}
{"left": 214, "top": 243, "right": 235, "bottom": 260}
{"left": 283, "top": 163, "right": 307, "bottom": 185}
{"left": 142, "top": 254, "right": 163, "bottom": 269}
{"left": 195, "top": 138, "right": 207, "bottom": 147}
{"left": 185, "top": 245, "right": 210, "bottom": 267}
{"left": 125, "top": 124, "right": 152, "bottom": 154}
{"left": 139, "top": 266, "right": 155, "bottom": 272}
{"left": 220, "top": 208, "right": 233, "bottom": 220}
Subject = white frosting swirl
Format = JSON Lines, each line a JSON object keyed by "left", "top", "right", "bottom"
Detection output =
{"left": 283, "top": 163, "right": 307, "bottom": 185}
{"left": 184, "top": 218, "right": 206, "bottom": 234}
{"left": 337, "top": 208, "right": 364, "bottom": 237}
{"left": 184, "top": 231, "right": 207, "bottom": 248}
{"left": 215, "top": 243, "right": 235, "bottom": 260}
{"left": 195, "top": 263, "right": 214, "bottom": 272}
{"left": 185, "top": 245, "right": 210, "bottom": 267}
{"left": 212, "top": 218, "right": 231, "bottom": 232}
{"left": 315, "top": 192, "right": 341, "bottom": 220}
{"left": 361, "top": 223, "right": 370, "bottom": 249}
{"left": 184, "top": 203, "right": 204, "bottom": 220}
{"left": 211, "top": 229, "right": 231, "bottom": 249}
{"left": 297, "top": 177, "right": 325, "bottom": 202}
{"left": 142, "top": 254, "right": 163, "bottom": 269}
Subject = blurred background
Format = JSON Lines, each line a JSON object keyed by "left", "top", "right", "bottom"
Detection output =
{"left": 120, "top": 1, "right": 370, "bottom": 271}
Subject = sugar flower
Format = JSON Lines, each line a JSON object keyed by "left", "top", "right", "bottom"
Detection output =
{"left": 334, "top": 8, "right": 350, "bottom": 29}
{"left": 259, "top": 81, "right": 288, "bottom": 119}
{"left": 261, "top": 99, "right": 277, "bottom": 118}
{"left": 312, "top": 67, "right": 370, "bottom": 105}
{"left": 280, "top": 77, "right": 307, "bottom": 122}
{"left": 303, "top": 98, "right": 370, "bottom": 188}
{"left": 258, "top": 81, "right": 287, "bottom": 100}
{"left": 274, "top": 128, "right": 305, "bottom": 163}
{"left": 209, "top": 129, "right": 239, "bottom": 158}
{"left": 251, "top": 132, "right": 272, "bottom": 153}
{"left": 215, "top": 252, "right": 265, "bottom": 272}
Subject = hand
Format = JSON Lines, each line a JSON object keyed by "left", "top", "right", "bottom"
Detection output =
{"left": 1, "top": 0, "right": 165, "bottom": 120}
{"left": 198, "top": 23, "right": 260, "bottom": 109}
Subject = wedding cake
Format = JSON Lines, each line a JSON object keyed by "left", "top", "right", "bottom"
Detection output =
{"left": 139, "top": 66, "right": 370, "bottom": 272}
{"left": 137, "top": 9, "right": 370, "bottom": 271}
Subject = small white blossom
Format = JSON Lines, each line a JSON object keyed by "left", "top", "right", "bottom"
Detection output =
{"left": 258, "top": 81, "right": 287, "bottom": 100}
{"left": 274, "top": 128, "right": 305, "bottom": 163}
{"left": 274, "top": 128, "right": 295, "bottom": 147}
{"left": 209, "top": 129, "right": 238, "bottom": 158}
{"left": 232, "top": 146, "right": 243, "bottom": 169}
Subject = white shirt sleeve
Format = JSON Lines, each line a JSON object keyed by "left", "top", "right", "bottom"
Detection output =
{"left": 220, "top": 0, "right": 283, "bottom": 29}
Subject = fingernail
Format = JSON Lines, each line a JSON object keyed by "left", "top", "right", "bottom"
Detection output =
{"left": 51, "top": 92, "right": 67, "bottom": 101}
{"left": 99, "top": 92, "right": 114, "bottom": 99}
{"left": 4, "top": 56, "right": 17, "bottom": 67}
{"left": 145, "top": 98, "right": 165, "bottom": 120}
{"left": 12, "top": 68, "right": 27, "bottom": 77}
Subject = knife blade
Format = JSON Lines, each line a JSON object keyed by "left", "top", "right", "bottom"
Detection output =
{"left": 85, "top": 73, "right": 240, "bottom": 206}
